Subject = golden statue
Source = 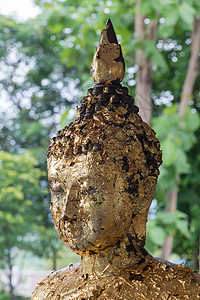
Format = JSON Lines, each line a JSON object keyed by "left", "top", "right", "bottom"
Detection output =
{"left": 32, "top": 20, "right": 200, "bottom": 299}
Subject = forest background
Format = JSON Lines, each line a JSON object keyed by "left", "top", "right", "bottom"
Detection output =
{"left": 0, "top": 0, "right": 199, "bottom": 299}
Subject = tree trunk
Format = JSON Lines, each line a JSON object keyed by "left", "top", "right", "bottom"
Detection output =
{"left": 162, "top": 16, "right": 200, "bottom": 261}
{"left": 162, "top": 189, "right": 178, "bottom": 260}
{"left": 179, "top": 17, "right": 200, "bottom": 116}
{"left": 7, "top": 250, "right": 16, "bottom": 300}
{"left": 193, "top": 238, "right": 199, "bottom": 272}
{"left": 53, "top": 250, "right": 57, "bottom": 270}
{"left": 135, "top": 0, "right": 157, "bottom": 125}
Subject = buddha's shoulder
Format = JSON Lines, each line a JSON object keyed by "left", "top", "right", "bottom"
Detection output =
{"left": 150, "top": 257, "right": 200, "bottom": 284}
{"left": 31, "top": 264, "right": 113, "bottom": 300}
{"left": 32, "top": 261, "right": 200, "bottom": 300}
{"left": 133, "top": 258, "right": 200, "bottom": 299}
{"left": 31, "top": 264, "right": 84, "bottom": 299}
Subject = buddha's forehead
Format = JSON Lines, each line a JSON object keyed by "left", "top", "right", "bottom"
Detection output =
{"left": 47, "top": 154, "right": 114, "bottom": 184}
{"left": 47, "top": 155, "right": 88, "bottom": 182}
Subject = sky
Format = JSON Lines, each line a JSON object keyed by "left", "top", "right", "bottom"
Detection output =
{"left": 0, "top": 0, "right": 41, "bottom": 113}
{"left": 0, "top": 0, "right": 40, "bottom": 21}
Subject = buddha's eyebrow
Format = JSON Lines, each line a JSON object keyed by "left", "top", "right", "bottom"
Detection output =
{"left": 48, "top": 179, "right": 53, "bottom": 187}
{"left": 48, "top": 177, "right": 54, "bottom": 183}
{"left": 48, "top": 177, "right": 61, "bottom": 185}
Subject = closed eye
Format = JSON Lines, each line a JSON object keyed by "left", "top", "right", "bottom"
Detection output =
{"left": 51, "top": 183, "right": 65, "bottom": 194}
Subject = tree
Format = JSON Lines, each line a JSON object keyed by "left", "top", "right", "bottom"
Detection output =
{"left": 0, "top": 151, "right": 48, "bottom": 299}
{"left": 0, "top": 15, "right": 70, "bottom": 272}
{"left": 161, "top": 15, "right": 200, "bottom": 261}
{"left": 134, "top": 0, "right": 157, "bottom": 124}
{"left": 151, "top": 106, "right": 200, "bottom": 261}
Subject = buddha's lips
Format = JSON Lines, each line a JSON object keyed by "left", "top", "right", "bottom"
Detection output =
{"left": 61, "top": 215, "right": 77, "bottom": 223}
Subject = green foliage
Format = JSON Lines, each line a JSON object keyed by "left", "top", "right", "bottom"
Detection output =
{"left": 150, "top": 106, "right": 200, "bottom": 262}
{"left": 32, "top": 226, "right": 62, "bottom": 261}
{"left": 143, "top": 40, "right": 168, "bottom": 69}
{"left": 0, "top": 290, "right": 10, "bottom": 300}
{"left": 44, "top": 243, "right": 81, "bottom": 270}
{"left": 153, "top": 106, "right": 200, "bottom": 192}
{"left": 146, "top": 210, "right": 190, "bottom": 254}
{"left": 60, "top": 108, "right": 76, "bottom": 128}
{"left": 0, "top": 151, "right": 48, "bottom": 266}
{"left": 174, "top": 134, "right": 200, "bottom": 262}
{"left": 0, "top": 291, "right": 26, "bottom": 300}
{"left": 139, "top": 0, "right": 197, "bottom": 35}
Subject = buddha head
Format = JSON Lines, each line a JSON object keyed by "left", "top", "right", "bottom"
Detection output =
{"left": 46, "top": 20, "right": 162, "bottom": 256}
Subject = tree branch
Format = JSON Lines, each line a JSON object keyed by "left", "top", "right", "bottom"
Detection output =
{"left": 135, "top": 0, "right": 157, "bottom": 125}
{"left": 179, "top": 16, "right": 200, "bottom": 116}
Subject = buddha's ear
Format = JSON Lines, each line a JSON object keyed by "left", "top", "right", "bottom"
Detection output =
{"left": 129, "top": 211, "right": 148, "bottom": 247}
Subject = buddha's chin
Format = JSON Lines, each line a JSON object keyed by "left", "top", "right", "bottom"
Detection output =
{"left": 63, "top": 230, "right": 123, "bottom": 256}
{"left": 61, "top": 229, "right": 98, "bottom": 253}
{"left": 64, "top": 238, "right": 100, "bottom": 255}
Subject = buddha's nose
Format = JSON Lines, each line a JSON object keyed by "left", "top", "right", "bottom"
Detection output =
{"left": 62, "top": 184, "right": 79, "bottom": 222}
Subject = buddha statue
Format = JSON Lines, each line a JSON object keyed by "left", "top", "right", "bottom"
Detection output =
{"left": 32, "top": 19, "right": 200, "bottom": 299}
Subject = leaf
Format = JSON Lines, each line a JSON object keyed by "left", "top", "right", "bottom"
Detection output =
{"left": 163, "top": 105, "right": 177, "bottom": 115}
{"left": 162, "top": 138, "right": 178, "bottom": 166}
{"left": 157, "top": 211, "right": 175, "bottom": 224}
{"left": 60, "top": 108, "right": 76, "bottom": 128}
{"left": 174, "top": 130, "right": 195, "bottom": 151}
{"left": 150, "top": 227, "right": 166, "bottom": 246}
{"left": 174, "top": 148, "right": 190, "bottom": 174}
{"left": 144, "top": 40, "right": 168, "bottom": 69}
{"left": 128, "top": 39, "right": 143, "bottom": 51}
{"left": 61, "top": 108, "right": 70, "bottom": 124}
{"left": 176, "top": 220, "right": 190, "bottom": 237}
{"left": 156, "top": 165, "right": 177, "bottom": 191}
{"left": 139, "top": 1, "right": 153, "bottom": 15}
{"left": 152, "top": 117, "right": 173, "bottom": 139}
{"left": 158, "top": 23, "right": 174, "bottom": 38}
{"left": 61, "top": 47, "right": 71, "bottom": 63}
{"left": 164, "top": 10, "right": 179, "bottom": 26}
{"left": 158, "top": 8, "right": 179, "bottom": 38}
{"left": 185, "top": 110, "right": 200, "bottom": 131}
{"left": 152, "top": 50, "right": 168, "bottom": 69}
{"left": 152, "top": 0, "right": 175, "bottom": 10}
{"left": 174, "top": 210, "right": 187, "bottom": 219}
{"left": 178, "top": 3, "right": 195, "bottom": 28}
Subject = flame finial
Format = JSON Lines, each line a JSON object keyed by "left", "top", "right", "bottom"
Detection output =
{"left": 90, "top": 19, "right": 125, "bottom": 85}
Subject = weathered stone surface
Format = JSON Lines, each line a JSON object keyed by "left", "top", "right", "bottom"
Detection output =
{"left": 90, "top": 19, "right": 125, "bottom": 84}
{"left": 32, "top": 260, "right": 200, "bottom": 299}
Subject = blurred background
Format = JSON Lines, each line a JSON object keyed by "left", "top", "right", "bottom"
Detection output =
{"left": 0, "top": 0, "right": 199, "bottom": 299}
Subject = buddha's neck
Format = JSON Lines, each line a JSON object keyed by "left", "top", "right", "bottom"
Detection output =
{"left": 81, "top": 234, "right": 154, "bottom": 276}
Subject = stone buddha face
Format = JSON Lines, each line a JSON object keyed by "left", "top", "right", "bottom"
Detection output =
{"left": 47, "top": 109, "right": 162, "bottom": 256}
{"left": 48, "top": 154, "right": 133, "bottom": 255}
